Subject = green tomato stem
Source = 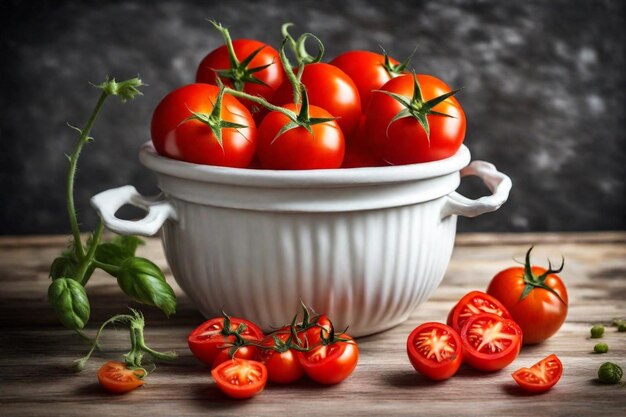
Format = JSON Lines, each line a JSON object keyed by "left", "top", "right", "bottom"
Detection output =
{"left": 223, "top": 87, "right": 297, "bottom": 120}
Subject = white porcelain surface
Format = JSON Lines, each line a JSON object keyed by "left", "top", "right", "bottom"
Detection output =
{"left": 91, "top": 143, "right": 511, "bottom": 336}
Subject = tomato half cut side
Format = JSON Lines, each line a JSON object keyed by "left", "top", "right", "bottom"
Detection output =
{"left": 512, "top": 354, "right": 563, "bottom": 393}
{"left": 97, "top": 361, "right": 145, "bottom": 394}
{"left": 297, "top": 334, "right": 359, "bottom": 385}
{"left": 407, "top": 322, "right": 463, "bottom": 381}
{"left": 211, "top": 359, "right": 267, "bottom": 399}
{"left": 447, "top": 291, "right": 511, "bottom": 333}
{"left": 460, "top": 313, "right": 523, "bottom": 372}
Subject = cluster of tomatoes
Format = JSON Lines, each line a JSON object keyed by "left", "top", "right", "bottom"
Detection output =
{"left": 187, "top": 307, "right": 358, "bottom": 399}
{"left": 406, "top": 247, "right": 568, "bottom": 393}
{"left": 150, "top": 21, "right": 466, "bottom": 170}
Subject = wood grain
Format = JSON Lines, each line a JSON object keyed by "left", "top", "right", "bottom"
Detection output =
{"left": 0, "top": 233, "right": 625, "bottom": 417}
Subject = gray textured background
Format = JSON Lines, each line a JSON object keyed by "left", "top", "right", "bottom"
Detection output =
{"left": 1, "top": 0, "right": 624, "bottom": 235}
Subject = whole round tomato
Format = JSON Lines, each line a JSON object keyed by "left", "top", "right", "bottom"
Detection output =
{"left": 406, "top": 322, "right": 463, "bottom": 381}
{"left": 151, "top": 83, "right": 257, "bottom": 167}
{"left": 486, "top": 247, "right": 568, "bottom": 345}
{"left": 196, "top": 39, "right": 284, "bottom": 112}
{"left": 297, "top": 334, "right": 359, "bottom": 384}
{"left": 256, "top": 333, "right": 304, "bottom": 384}
{"left": 512, "top": 354, "right": 563, "bottom": 393}
{"left": 211, "top": 359, "right": 267, "bottom": 399}
{"left": 270, "top": 63, "right": 361, "bottom": 138}
{"left": 460, "top": 313, "right": 523, "bottom": 372}
{"left": 330, "top": 50, "right": 406, "bottom": 112}
{"left": 365, "top": 74, "right": 466, "bottom": 165}
{"left": 257, "top": 103, "right": 344, "bottom": 169}
{"left": 342, "top": 115, "right": 387, "bottom": 167}
{"left": 188, "top": 316, "right": 264, "bottom": 367}
{"left": 297, "top": 314, "right": 332, "bottom": 347}
{"left": 97, "top": 361, "right": 145, "bottom": 394}
{"left": 447, "top": 291, "right": 511, "bottom": 333}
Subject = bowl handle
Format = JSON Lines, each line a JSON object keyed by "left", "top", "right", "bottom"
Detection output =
{"left": 90, "top": 185, "right": 177, "bottom": 236}
{"left": 441, "top": 161, "right": 512, "bottom": 219}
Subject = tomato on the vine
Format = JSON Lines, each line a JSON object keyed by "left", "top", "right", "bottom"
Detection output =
{"left": 257, "top": 332, "right": 304, "bottom": 384}
{"left": 211, "top": 359, "right": 267, "bottom": 399}
{"left": 365, "top": 74, "right": 465, "bottom": 165}
{"left": 97, "top": 361, "right": 145, "bottom": 394}
{"left": 460, "top": 313, "right": 523, "bottom": 372}
{"left": 188, "top": 316, "right": 264, "bottom": 367}
{"left": 486, "top": 247, "right": 568, "bottom": 345}
{"left": 271, "top": 63, "right": 361, "bottom": 138}
{"left": 297, "top": 334, "right": 359, "bottom": 384}
{"left": 447, "top": 291, "right": 511, "bottom": 333}
{"left": 407, "top": 322, "right": 463, "bottom": 381}
{"left": 151, "top": 83, "right": 257, "bottom": 167}
{"left": 512, "top": 354, "right": 563, "bottom": 393}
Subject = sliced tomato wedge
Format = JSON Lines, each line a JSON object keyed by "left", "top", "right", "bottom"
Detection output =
{"left": 97, "top": 361, "right": 145, "bottom": 394}
{"left": 447, "top": 291, "right": 511, "bottom": 333}
{"left": 211, "top": 359, "right": 267, "bottom": 399}
{"left": 512, "top": 354, "right": 563, "bottom": 393}
{"left": 460, "top": 313, "right": 523, "bottom": 371}
{"left": 406, "top": 322, "right": 463, "bottom": 380}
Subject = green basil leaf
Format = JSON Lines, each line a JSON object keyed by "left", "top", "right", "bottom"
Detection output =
{"left": 48, "top": 278, "right": 90, "bottom": 330}
{"left": 111, "top": 235, "right": 145, "bottom": 255}
{"left": 49, "top": 254, "right": 78, "bottom": 280}
{"left": 95, "top": 242, "right": 132, "bottom": 266}
{"left": 116, "top": 257, "right": 176, "bottom": 317}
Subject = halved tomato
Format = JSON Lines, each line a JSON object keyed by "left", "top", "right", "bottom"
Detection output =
{"left": 211, "top": 359, "right": 267, "bottom": 399}
{"left": 97, "top": 361, "right": 145, "bottom": 394}
{"left": 460, "top": 313, "right": 523, "bottom": 371}
{"left": 406, "top": 322, "right": 463, "bottom": 381}
{"left": 512, "top": 354, "right": 563, "bottom": 393}
{"left": 447, "top": 291, "right": 511, "bottom": 333}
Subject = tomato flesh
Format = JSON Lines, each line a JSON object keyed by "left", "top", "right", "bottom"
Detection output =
{"left": 97, "top": 361, "right": 145, "bottom": 394}
{"left": 460, "top": 313, "right": 522, "bottom": 371}
{"left": 211, "top": 359, "right": 267, "bottom": 399}
{"left": 407, "top": 323, "right": 463, "bottom": 381}
{"left": 297, "top": 334, "right": 359, "bottom": 384}
{"left": 512, "top": 354, "right": 563, "bottom": 393}
{"left": 447, "top": 291, "right": 511, "bottom": 333}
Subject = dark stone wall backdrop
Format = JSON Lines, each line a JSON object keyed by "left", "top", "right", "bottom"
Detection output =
{"left": 0, "top": 0, "right": 624, "bottom": 235}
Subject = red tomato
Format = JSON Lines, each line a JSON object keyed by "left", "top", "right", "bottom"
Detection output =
{"left": 486, "top": 248, "right": 568, "bottom": 345}
{"left": 365, "top": 74, "right": 466, "bottom": 165}
{"left": 188, "top": 317, "right": 264, "bottom": 366}
{"left": 211, "top": 345, "right": 258, "bottom": 370}
{"left": 342, "top": 115, "right": 387, "bottom": 167}
{"left": 330, "top": 50, "right": 405, "bottom": 112}
{"left": 447, "top": 291, "right": 511, "bottom": 333}
{"left": 297, "top": 334, "right": 359, "bottom": 384}
{"left": 460, "top": 313, "right": 523, "bottom": 372}
{"left": 196, "top": 39, "right": 284, "bottom": 112}
{"left": 257, "top": 103, "right": 344, "bottom": 169}
{"left": 151, "top": 84, "right": 257, "bottom": 167}
{"left": 298, "top": 314, "right": 332, "bottom": 347}
{"left": 271, "top": 63, "right": 361, "bottom": 137}
{"left": 256, "top": 333, "right": 304, "bottom": 384}
{"left": 512, "top": 354, "right": 563, "bottom": 393}
{"left": 406, "top": 322, "right": 463, "bottom": 381}
{"left": 97, "top": 361, "right": 145, "bottom": 394}
{"left": 211, "top": 359, "right": 267, "bottom": 399}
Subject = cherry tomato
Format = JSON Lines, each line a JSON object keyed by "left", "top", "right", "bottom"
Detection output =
{"left": 460, "top": 313, "right": 523, "bottom": 372}
{"left": 298, "top": 314, "right": 332, "bottom": 347}
{"left": 256, "top": 332, "right": 304, "bottom": 384}
{"left": 447, "top": 291, "right": 511, "bottom": 333}
{"left": 406, "top": 322, "right": 463, "bottom": 381}
{"left": 512, "top": 354, "right": 563, "bottom": 393}
{"left": 211, "top": 359, "right": 267, "bottom": 399}
{"left": 330, "top": 50, "right": 405, "bottom": 112}
{"left": 365, "top": 74, "right": 466, "bottom": 165}
{"left": 486, "top": 247, "right": 568, "bottom": 344}
{"left": 97, "top": 361, "right": 145, "bottom": 394}
{"left": 342, "top": 115, "right": 387, "bottom": 167}
{"left": 151, "top": 84, "right": 257, "bottom": 167}
{"left": 257, "top": 103, "right": 344, "bottom": 169}
{"left": 196, "top": 39, "right": 284, "bottom": 112}
{"left": 271, "top": 63, "right": 361, "bottom": 137}
{"left": 297, "top": 334, "right": 359, "bottom": 384}
{"left": 188, "top": 317, "right": 264, "bottom": 367}
{"left": 211, "top": 345, "right": 258, "bottom": 370}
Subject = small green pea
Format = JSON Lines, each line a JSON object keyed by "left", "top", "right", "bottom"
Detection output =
{"left": 618, "top": 323, "right": 626, "bottom": 332}
{"left": 594, "top": 342, "right": 609, "bottom": 353}
{"left": 597, "top": 362, "right": 623, "bottom": 384}
{"left": 590, "top": 324, "right": 605, "bottom": 338}
{"left": 611, "top": 318, "right": 625, "bottom": 327}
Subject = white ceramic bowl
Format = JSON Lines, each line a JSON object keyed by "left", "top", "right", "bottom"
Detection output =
{"left": 91, "top": 142, "right": 511, "bottom": 337}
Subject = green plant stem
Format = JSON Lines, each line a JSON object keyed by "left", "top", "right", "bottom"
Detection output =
{"left": 66, "top": 92, "right": 108, "bottom": 261}
{"left": 92, "top": 259, "right": 121, "bottom": 275}
{"left": 223, "top": 87, "right": 297, "bottom": 120}
{"left": 75, "top": 221, "right": 105, "bottom": 285}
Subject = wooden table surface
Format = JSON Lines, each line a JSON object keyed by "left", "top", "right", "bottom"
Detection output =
{"left": 1, "top": 232, "right": 625, "bottom": 417}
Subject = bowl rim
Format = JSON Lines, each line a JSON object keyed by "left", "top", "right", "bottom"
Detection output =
{"left": 139, "top": 141, "right": 471, "bottom": 187}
